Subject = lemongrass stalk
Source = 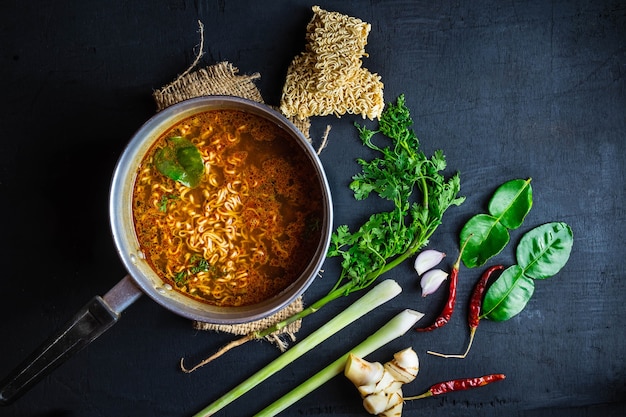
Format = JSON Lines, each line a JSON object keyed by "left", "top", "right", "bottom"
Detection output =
{"left": 193, "top": 279, "right": 402, "bottom": 417}
{"left": 253, "top": 309, "right": 424, "bottom": 417}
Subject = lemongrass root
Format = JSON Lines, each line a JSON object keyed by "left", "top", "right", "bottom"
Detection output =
{"left": 181, "top": 333, "right": 255, "bottom": 373}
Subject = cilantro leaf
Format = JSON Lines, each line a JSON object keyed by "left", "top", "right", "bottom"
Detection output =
{"left": 328, "top": 95, "right": 465, "bottom": 295}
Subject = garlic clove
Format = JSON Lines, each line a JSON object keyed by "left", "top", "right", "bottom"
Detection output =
{"left": 414, "top": 249, "right": 446, "bottom": 275}
{"left": 420, "top": 268, "right": 449, "bottom": 297}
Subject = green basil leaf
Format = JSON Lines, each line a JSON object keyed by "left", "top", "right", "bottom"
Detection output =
{"left": 460, "top": 213, "right": 510, "bottom": 268}
{"left": 517, "top": 222, "right": 574, "bottom": 279}
{"left": 482, "top": 265, "right": 535, "bottom": 321}
{"left": 488, "top": 178, "right": 533, "bottom": 229}
{"left": 155, "top": 136, "right": 204, "bottom": 188}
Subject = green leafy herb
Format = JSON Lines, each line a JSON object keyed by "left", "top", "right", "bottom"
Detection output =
{"left": 172, "top": 256, "right": 213, "bottom": 286}
{"left": 158, "top": 194, "right": 179, "bottom": 212}
{"left": 155, "top": 136, "right": 204, "bottom": 188}
{"left": 460, "top": 178, "right": 533, "bottom": 268}
{"left": 174, "top": 271, "right": 187, "bottom": 285}
{"left": 481, "top": 222, "right": 573, "bottom": 321}
{"left": 190, "top": 257, "right": 210, "bottom": 274}
{"left": 328, "top": 95, "right": 465, "bottom": 292}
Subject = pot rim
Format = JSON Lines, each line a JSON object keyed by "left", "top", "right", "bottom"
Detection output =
{"left": 109, "top": 96, "right": 333, "bottom": 324}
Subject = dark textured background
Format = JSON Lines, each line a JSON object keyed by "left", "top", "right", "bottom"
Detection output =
{"left": 1, "top": 1, "right": 625, "bottom": 416}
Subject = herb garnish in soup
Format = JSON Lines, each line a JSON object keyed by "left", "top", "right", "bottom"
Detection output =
{"left": 132, "top": 109, "right": 323, "bottom": 307}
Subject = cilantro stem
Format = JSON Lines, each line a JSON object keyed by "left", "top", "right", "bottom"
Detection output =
{"left": 420, "top": 176, "right": 429, "bottom": 209}
{"left": 255, "top": 283, "right": 353, "bottom": 338}
{"left": 376, "top": 220, "right": 441, "bottom": 280}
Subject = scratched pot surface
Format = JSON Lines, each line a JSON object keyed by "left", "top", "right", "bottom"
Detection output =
{"left": 0, "top": 1, "right": 624, "bottom": 416}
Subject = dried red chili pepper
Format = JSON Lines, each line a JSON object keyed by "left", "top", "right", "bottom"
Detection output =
{"left": 468, "top": 264, "right": 504, "bottom": 329}
{"left": 428, "top": 264, "right": 504, "bottom": 358}
{"left": 404, "top": 373, "right": 506, "bottom": 400}
{"left": 416, "top": 236, "right": 472, "bottom": 332}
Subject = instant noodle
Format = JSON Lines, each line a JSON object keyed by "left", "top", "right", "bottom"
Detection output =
{"left": 132, "top": 109, "right": 324, "bottom": 307}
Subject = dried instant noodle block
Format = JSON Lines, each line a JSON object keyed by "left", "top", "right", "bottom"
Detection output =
{"left": 282, "top": 53, "right": 384, "bottom": 119}
{"left": 305, "top": 5, "right": 371, "bottom": 89}
{"left": 305, "top": 5, "right": 370, "bottom": 54}
{"left": 280, "top": 5, "right": 384, "bottom": 120}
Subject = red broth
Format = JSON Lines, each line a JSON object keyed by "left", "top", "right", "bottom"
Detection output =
{"left": 132, "top": 109, "right": 323, "bottom": 307}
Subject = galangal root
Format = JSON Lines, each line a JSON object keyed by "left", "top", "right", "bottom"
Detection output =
{"left": 344, "top": 348, "right": 419, "bottom": 417}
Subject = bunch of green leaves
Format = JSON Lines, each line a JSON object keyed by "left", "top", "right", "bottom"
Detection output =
{"left": 155, "top": 136, "right": 204, "bottom": 188}
{"left": 460, "top": 178, "right": 533, "bottom": 268}
{"left": 327, "top": 95, "right": 465, "bottom": 294}
{"left": 481, "top": 222, "right": 574, "bottom": 321}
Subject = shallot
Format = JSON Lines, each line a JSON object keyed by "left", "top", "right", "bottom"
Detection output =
{"left": 413, "top": 249, "right": 446, "bottom": 275}
{"left": 419, "top": 269, "right": 448, "bottom": 297}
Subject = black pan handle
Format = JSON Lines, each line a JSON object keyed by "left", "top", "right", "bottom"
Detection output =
{"left": 0, "top": 275, "right": 142, "bottom": 405}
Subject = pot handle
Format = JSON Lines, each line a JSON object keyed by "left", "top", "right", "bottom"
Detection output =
{"left": 0, "top": 275, "right": 142, "bottom": 405}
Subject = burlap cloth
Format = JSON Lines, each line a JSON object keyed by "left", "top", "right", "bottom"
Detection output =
{"left": 152, "top": 61, "right": 308, "bottom": 343}
{"left": 154, "top": 61, "right": 311, "bottom": 141}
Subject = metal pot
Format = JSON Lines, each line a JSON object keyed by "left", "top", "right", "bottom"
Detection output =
{"left": 0, "top": 96, "right": 333, "bottom": 404}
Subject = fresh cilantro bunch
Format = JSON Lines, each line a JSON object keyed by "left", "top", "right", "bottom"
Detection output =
{"left": 328, "top": 95, "right": 465, "bottom": 293}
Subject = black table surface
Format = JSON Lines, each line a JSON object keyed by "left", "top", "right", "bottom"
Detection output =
{"left": 1, "top": 1, "right": 625, "bottom": 416}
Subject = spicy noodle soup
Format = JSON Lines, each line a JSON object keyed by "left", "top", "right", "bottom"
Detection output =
{"left": 132, "top": 109, "right": 324, "bottom": 307}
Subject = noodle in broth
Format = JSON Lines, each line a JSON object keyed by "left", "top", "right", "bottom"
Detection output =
{"left": 132, "top": 109, "right": 323, "bottom": 307}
